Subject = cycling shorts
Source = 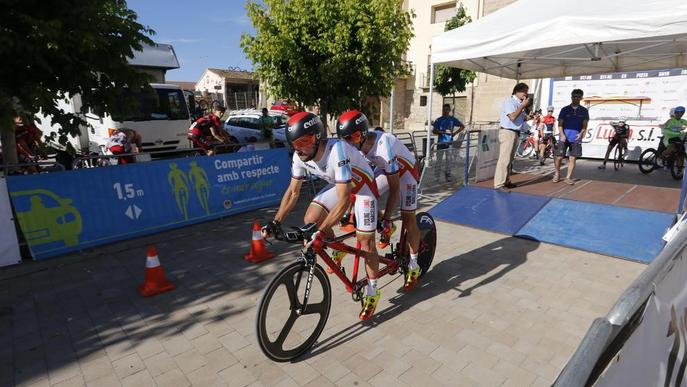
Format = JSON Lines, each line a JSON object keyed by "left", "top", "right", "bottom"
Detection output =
{"left": 189, "top": 134, "right": 219, "bottom": 150}
{"left": 609, "top": 135, "right": 628, "bottom": 147}
{"left": 311, "top": 185, "right": 377, "bottom": 234}
{"left": 539, "top": 133, "right": 555, "bottom": 145}
{"left": 374, "top": 171, "right": 418, "bottom": 212}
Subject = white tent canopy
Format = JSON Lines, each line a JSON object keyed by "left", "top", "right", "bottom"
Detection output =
{"left": 431, "top": 0, "right": 687, "bottom": 79}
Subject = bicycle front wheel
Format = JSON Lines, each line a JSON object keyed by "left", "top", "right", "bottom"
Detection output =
{"left": 638, "top": 148, "right": 659, "bottom": 174}
{"left": 256, "top": 261, "right": 331, "bottom": 362}
{"left": 416, "top": 212, "right": 437, "bottom": 277}
{"left": 613, "top": 146, "right": 624, "bottom": 171}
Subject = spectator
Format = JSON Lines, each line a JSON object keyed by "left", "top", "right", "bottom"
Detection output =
{"left": 258, "top": 107, "right": 275, "bottom": 146}
{"left": 188, "top": 106, "right": 230, "bottom": 156}
{"left": 374, "top": 126, "right": 384, "bottom": 132}
{"left": 554, "top": 89, "right": 589, "bottom": 185}
{"left": 495, "top": 83, "right": 530, "bottom": 191}
{"left": 432, "top": 103, "right": 465, "bottom": 182}
{"left": 107, "top": 128, "right": 141, "bottom": 164}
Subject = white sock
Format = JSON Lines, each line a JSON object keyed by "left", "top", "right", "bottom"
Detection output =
{"left": 409, "top": 253, "right": 419, "bottom": 270}
{"left": 367, "top": 278, "right": 378, "bottom": 295}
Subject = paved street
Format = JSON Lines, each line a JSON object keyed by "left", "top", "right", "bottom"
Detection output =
{"left": 0, "top": 184, "right": 646, "bottom": 387}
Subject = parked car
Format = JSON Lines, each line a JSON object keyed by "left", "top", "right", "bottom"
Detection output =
{"left": 270, "top": 100, "right": 300, "bottom": 116}
{"left": 223, "top": 110, "right": 289, "bottom": 145}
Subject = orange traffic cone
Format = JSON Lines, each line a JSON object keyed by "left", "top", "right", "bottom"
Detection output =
{"left": 138, "top": 245, "right": 175, "bottom": 297}
{"left": 244, "top": 220, "right": 275, "bottom": 263}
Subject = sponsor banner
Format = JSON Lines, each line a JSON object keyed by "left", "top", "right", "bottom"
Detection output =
{"left": 551, "top": 68, "right": 687, "bottom": 160}
{"left": 0, "top": 176, "right": 21, "bottom": 267}
{"left": 595, "top": 247, "right": 687, "bottom": 386}
{"left": 475, "top": 128, "right": 500, "bottom": 182}
{"left": 7, "top": 149, "right": 291, "bottom": 260}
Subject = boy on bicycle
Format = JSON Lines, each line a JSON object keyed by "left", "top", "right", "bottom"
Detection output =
{"left": 336, "top": 110, "right": 423, "bottom": 291}
{"left": 538, "top": 106, "right": 556, "bottom": 165}
{"left": 662, "top": 106, "right": 687, "bottom": 165}
{"left": 598, "top": 118, "right": 630, "bottom": 170}
{"left": 262, "top": 112, "right": 383, "bottom": 321}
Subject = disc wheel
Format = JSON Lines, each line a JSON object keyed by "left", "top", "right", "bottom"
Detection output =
{"left": 415, "top": 212, "right": 437, "bottom": 277}
{"left": 638, "top": 148, "right": 659, "bottom": 174}
{"left": 256, "top": 261, "right": 331, "bottom": 362}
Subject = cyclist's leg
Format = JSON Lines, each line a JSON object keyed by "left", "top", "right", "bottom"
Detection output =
{"left": 600, "top": 138, "right": 616, "bottom": 168}
{"left": 354, "top": 193, "right": 381, "bottom": 320}
{"left": 399, "top": 172, "right": 422, "bottom": 290}
{"left": 307, "top": 186, "right": 347, "bottom": 272}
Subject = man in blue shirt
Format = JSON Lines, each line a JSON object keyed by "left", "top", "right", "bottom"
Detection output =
{"left": 495, "top": 82, "right": 530, "bottom": 191}
{"left": 554, "top": 89, "right": 589, "bottom": 185}
{"left": 432, "top": 104, "right": 465, "bottom": 182}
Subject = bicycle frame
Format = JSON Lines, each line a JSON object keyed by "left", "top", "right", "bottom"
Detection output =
{"left": 308, "top": 218, "right": 408, "bottom": 297}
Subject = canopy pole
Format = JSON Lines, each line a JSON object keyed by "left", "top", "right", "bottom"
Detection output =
{"left": 389, "top": 85, "right": 395, "bottom": 134}
{"left": 426, "top": 62, "right": 435, "bottom": 163}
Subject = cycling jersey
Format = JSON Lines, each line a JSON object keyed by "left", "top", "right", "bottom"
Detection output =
{"left": 663, "top": 118, "right": 687, "bottom": 146}
{"left": 107, "top": 131, "right": 132, "bottom": 152}
{"left": 613, "top": 124, "right": 630, "bottom": 137}
{"left": 363, "top": 132, "right": 419, "bottom": 211}
{"left": 293, "top": 139, "right": 379, "bottom": 233}
{"left": 542, "top": 115, "right": 555, "bottom": 134}
{"left": 188, "top": 114, "right": 222, "bottom": 138}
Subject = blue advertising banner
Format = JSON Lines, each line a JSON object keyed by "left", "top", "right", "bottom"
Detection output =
{"left": 7, "top": 149, "right": 291, "bottom": 259}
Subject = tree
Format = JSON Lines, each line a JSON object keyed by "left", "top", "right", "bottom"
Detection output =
{"left": 433, "top": 5, "right": 476, "bottom": 117}
{"left": 241, "top": 0, "right": 413, "bottom": 124}
{"left": 0, "top": 0, "right": 154, "bottom": 164}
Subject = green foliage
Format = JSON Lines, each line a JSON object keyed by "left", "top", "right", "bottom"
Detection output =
{"left": 0, "top": 0, "right": 154, "bottom": 149}
{"left": 241, "top": 0, "right": 413, "bottom": 119}
{"left": 433, "top": 5, "right": 476, "bottom": 96}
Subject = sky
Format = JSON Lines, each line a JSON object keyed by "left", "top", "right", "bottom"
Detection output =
{"left": 128, "top": 0, "right": 255, "bottom": 82}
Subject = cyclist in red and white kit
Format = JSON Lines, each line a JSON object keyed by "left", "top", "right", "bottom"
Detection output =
{"left": 261, "top": 112, "right": 383, "bottom": 320}
{"left": 336, "top": 110, "right": 422, "bottom": 291}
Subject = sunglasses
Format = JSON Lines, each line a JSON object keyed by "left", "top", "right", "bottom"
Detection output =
{"left": 344, "top": 131, "right": 363, "bottom": 144}
{"left": 292, "top": 134, "right": 317, "bottom": 150}
{"left": 572, "top": 94, "right": 583, "bottom": 98}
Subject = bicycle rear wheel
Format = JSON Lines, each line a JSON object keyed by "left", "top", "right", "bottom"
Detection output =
{"left": 415, "top": 212, "right": 437, "bottom": 277}
{"left": 256, "top": 261, "right": 331, "bottom": 362}
{"left": 671, "top": 156, "right": 684, "bottom": 180}
{"left": 638, "top": 148, "right": 659, "bottom": 174}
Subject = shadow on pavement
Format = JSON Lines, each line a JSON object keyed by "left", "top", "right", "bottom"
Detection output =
{"left": 296, "top": 236, "right": 538, "bottom": 362}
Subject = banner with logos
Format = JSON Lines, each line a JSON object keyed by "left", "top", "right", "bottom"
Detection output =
{"left": 595, "top": 247, "right": 687, "bottom": 386}
{"left": 0, "top": 176, "right": 21, "bottom": 267}
{"left": 551, "top": 68, "right": 687, "bottom": 160}
{"left": 6, "top": 149, "right": 291, "bottom": 260}
{"left": 475, "top": 128, "right": 501, "bottom": 182}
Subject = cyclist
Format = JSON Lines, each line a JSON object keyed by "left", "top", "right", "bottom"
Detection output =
{"left": 188, "top": 106, "right": 231, "bottom": 155}
{"left": 598, "top": 118, "right": 630, "bottom": 170}
{"left": 661, "top": 106, "right": 687, "bottom": 166}
{"left": 107, "top": 128, "right": 142, "bottom": 164}
{"left": 262, "top": 112, "right": 383, "bottom": 321}
{"left": 538, "top": 106, "right": 556, "bottom": 165}
{"left": 336, "top": 110, "right": 422, "bottom": 291}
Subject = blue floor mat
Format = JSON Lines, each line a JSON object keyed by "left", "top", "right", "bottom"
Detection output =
{"left": 516, "top": 199, "right": 673, "bottom": 263}
{"left": 428, "top": 186, "right": 552, "bottom": 235}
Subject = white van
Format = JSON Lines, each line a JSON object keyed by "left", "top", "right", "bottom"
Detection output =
{"left": 38, "top": 83, "right": 192, "bottom": 155}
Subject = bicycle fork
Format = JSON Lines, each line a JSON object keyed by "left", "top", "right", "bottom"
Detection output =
{"left": 296, "top": 252, "right": 316, "bottom": 316}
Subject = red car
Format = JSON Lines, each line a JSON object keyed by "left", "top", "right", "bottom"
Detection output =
{"left": 270, "top": 100, "right": 301, "bottom": 116}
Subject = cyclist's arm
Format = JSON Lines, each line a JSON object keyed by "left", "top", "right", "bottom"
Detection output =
{"left": 382, "top": 172, "right": 400, "bottom": 221}
{"left": 274, "top": 178, "right": 303, "bottom": 223}
{"left": 319, "top": 182, "right": 351, "bottom": 232}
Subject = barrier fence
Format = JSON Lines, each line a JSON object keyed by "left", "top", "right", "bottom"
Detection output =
{"left": 4, "top": 149, "right": 291, "bottom": 260}
{"left": 553, "top": 216, "right": 686, "bottom": 386}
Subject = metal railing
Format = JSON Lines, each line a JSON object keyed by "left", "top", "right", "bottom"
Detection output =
{"left": 0, "top": 161, "right": 66, "bottom": 174}
{"left": 72, "top": 148, "right": 209, "bottom": 169}
{"left": 553, "top": 218, "right": 683, "bottom": 386}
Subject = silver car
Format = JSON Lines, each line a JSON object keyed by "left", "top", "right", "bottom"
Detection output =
{"left": 223, "top": 110, "right": 288, "bottom": 145}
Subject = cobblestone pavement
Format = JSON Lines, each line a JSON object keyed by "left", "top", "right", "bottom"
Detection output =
{"left": 0, "top": 191, "right": 646, "bottom": 387}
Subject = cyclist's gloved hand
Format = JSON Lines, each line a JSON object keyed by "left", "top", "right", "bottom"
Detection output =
{"left": 262, "top": 220, "right": 283, "bottom": 240}
{"left": 299, "top": 223, "right": 319, "bottom": 242}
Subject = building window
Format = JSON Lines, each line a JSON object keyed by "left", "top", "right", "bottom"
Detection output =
{"left": 420, "top": 96, "right": 427, "bottom": 106}
{"left": 432, "top": 2, "right": 457, "bottom": 24}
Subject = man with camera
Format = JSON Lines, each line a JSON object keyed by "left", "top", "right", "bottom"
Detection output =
{"left": 495, "top": 82, "right": 530, "bottom": 192}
